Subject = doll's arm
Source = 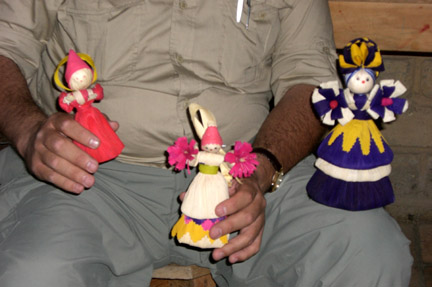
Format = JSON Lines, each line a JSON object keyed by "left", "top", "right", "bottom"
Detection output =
{"left": 312, "top": 81, "right": 354, "bottom": 126}
{"left": 188, "top": 151, "right": 200, "bottom": 167}
{"left": 91, "top": 84, "right": 104, "bottom": 101}
{"left": 367, "top": 81, "right": 408, "bottom": 122}
{"left": 58, "top": 92, "right": 75, "bottom": 113}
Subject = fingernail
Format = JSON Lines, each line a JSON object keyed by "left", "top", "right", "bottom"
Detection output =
{"left": 82, "top": 175, "right": 94, "bottom": 188}
{"left": 86, "top": 160, "right": 98, "bottom": 173}
{"left": 72, "top": 183, "right": 84, "bottom": 194}
{"left": 210, "top": 228, "right": 222, "bottom": 239}
{"left": 230, "top": 256, "right": 238, "bottom": 264}
{"left": 213, "top": 250, "right": 225, "bottom": 261}
{"left": 216, "top": 206, "right": 226, "bottom": 217}
{"left": 89, "top": 138, "right": 100, "bottom": 148}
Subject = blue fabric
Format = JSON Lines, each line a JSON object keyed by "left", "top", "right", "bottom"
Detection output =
{"left": 313, "top": 88, "right": 346, "bottom": 120}
{"left": 369, "top": 85, "right": 408, "bottom": 117}
{"left": 186, "top": 215, "right": 226, "bottom": 225}
{"left": 306, "top": 169, "right": 395, "bottom": 211}
{"left": 354, "top": 94, "right": 367, "bottom": 109}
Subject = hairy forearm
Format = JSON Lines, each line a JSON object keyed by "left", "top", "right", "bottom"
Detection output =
{"left": 0, "top": 55, "right": 47, "bottom": 155}
{"left": 253, "top": 84, "right": 326, "bottom": 191}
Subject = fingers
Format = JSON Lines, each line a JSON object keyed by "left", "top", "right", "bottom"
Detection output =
{"left": 24, "top": 113, "right": 100, "bottom": 193}
{"left": 108, "top": 120, "right": 119, "bottom": 131}
{"left": 216, "top": 180, "right": 265, "bottom": 218}
{"left": 212, "top": 213, "right": 265, "bottom": 263}
{"left": 210, "top": 179, "right": 267, "bottom": 262}
{"left": 40, "top": 148, "right": 96, "bottom": 191}
{"left": 51, "top": 114, "right": 100, "bottom": 149}
{"left": 179, "top": 191, "right": 186, "bottom": 201}
{"left": 31, "top": 158, "right": 90, "bottom": 194}
{"left": 102, "top": 113, "right": 119, "bottom": 131}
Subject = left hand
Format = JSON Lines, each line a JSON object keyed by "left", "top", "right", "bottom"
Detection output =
{"left": 210, "top": 177, "right": 267, "bottom": 263}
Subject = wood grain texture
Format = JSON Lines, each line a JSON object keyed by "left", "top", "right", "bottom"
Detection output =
{"left": 330, "top": 1, "right": 432, "bottom": 52}
{"left": 151, "top": 264, "right": 211, "bottom": 280}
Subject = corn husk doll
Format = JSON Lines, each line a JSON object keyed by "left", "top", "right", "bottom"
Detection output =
{"left": 54, "top": 49, "right": 124, "bottom": 163}
{"left": 169, "top": 103, "right": 258, "bottom": 248}
{"left": 306, "top": 38, "right": 408, "bottom": 211}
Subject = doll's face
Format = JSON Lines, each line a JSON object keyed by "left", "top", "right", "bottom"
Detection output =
{"left": 347, "top": 69, "right": 374, "bottom": 94}
{"left": 202, "top": 143, "right": 221, "bottom": 153}
{"left": 69, "top": 68, "right": 93, "bottom": 90}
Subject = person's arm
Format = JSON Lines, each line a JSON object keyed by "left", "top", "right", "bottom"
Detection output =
{"left": 253, "top": 84, "right": 326, "bottom": 190}
{"left": 210, "top": 84, "right": 325, "bottom": 263}
{"left": 0, "top": 55, "right": 104, "bottom": 193}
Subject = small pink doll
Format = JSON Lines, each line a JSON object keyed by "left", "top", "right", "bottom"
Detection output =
{"left": 54, "top": 50, "right": 124, "bottom": 163}
{"left": 169, "top": 103, "right": 258, "bottom": 248}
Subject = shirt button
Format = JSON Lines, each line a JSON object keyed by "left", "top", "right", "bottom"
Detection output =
{"left": 179, "top": 1, "right": 187, "bottom": 9}
{"left": 176, "top": 54, "right": 184, "bottom": 64}
{"left": 322, "top": 46, "right": 330, "bottom": 53}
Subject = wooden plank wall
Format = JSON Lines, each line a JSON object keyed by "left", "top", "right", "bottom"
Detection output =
{"left": 329, "top": 0, "right": 432, "bottom": 52}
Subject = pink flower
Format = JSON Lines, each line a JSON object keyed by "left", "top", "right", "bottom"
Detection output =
{"left": 167, "top": 137, "right": 198, "bottom": 173}
{"left": 225, "top": 141, "right": 259, "bottom": 178}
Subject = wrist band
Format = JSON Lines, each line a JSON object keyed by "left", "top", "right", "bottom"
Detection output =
{"left": 252, "top": 147, "right": 284, "bottom": 192}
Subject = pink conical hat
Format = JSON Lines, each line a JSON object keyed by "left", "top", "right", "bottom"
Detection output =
{"left": 65, "top": 49, "right": 92, "bottom": 84}
{"left": 201, "top": 125, "right": 223, "bottom": 146}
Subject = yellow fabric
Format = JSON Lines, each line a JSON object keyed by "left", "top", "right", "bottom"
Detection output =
{"left": 199, "top": 164, "right": 219, "bottom": 175}
{"left": 339, "top": 37, "right": 383, "bottom": 77}
{"left": 54, "top": 53, "right": 98, "bottom": 92}
{"left": 171, "top": 214, "right": 229, "bottom": 245}
{"left": 328, "top": 120, "right": 385, "bottom": 155}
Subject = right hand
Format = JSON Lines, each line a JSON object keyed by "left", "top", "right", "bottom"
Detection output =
{"left": 20, "top": 112, "right": 104, "bottom": 194}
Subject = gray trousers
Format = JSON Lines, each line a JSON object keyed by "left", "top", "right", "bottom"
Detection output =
{"left": 0, "top": 147, "right": 412, "bottom": 287}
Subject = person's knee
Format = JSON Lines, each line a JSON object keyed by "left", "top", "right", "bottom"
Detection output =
{"left": 0, "top": 251, "right": 66, "bottom": 287}
{"left": 336, "top": 209, "right": 413, "bottom": 286}
{"left": 0, "top": 251, "right": 111, "bottom": 287}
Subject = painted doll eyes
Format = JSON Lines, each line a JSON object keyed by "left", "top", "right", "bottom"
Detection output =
{"left": 356, "top": 77, "right": 370, "bottom": 82}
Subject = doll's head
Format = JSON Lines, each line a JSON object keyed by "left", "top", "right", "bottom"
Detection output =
{"left": 345, "top": 68, "right": 375, "bottom": 94}
{"left": 65, "top": 49, "right": 94, "bottom": 91}
{"left": 201, "top": 125, "right": 223, "bottom": 153}
{"left": 339, "top": 37, "right": 384, "bottom": 87}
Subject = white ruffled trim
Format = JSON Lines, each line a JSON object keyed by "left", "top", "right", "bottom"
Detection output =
{"left": 315, "top": 158, "right": 391, "bottom": 182}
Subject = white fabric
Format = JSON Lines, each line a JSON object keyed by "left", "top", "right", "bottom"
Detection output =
{"left": 315, "top": 157, "right": 392, "bottom": 182}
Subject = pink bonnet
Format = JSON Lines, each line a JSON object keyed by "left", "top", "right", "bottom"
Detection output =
{"left": 201, "top": 126, "right": 223, "bottom": 146}
{"left": 65, "top": 49, "right": 92, "bottom": 84}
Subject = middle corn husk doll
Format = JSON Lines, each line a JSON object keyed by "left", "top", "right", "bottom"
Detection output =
{"left": 169, "top": 103, "right": 258, "bottom": 248}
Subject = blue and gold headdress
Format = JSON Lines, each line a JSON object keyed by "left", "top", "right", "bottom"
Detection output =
{"left": 339, "top": 37, "right": 385, "bottom": 77}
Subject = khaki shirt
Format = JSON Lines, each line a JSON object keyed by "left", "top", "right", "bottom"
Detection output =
{"left": 0, "top": 0, "right": 337, "bottom": 167}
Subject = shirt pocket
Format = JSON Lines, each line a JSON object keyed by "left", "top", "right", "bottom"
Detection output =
{"left": 219, "top": 0, "right": 291, "bottom": 88}
{"left": 54, "top": 1, "right": 143, "bottom": 83}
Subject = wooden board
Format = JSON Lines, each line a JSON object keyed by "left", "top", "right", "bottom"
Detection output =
{"left": 150, "top": 264, "right": 216, "bottom": 287}
{"left": 330, "top": 1, "right": 432, "bottom": 52}
{"left": 150, "top": 275, "right": 216, "bottom": 287}
{"left": 151, "top": 264, "right": 211, "bottom": 280}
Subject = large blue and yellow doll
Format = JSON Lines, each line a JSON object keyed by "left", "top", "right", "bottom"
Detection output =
{"left": 306, "top": 38, "right": 408, "bottom": 211}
